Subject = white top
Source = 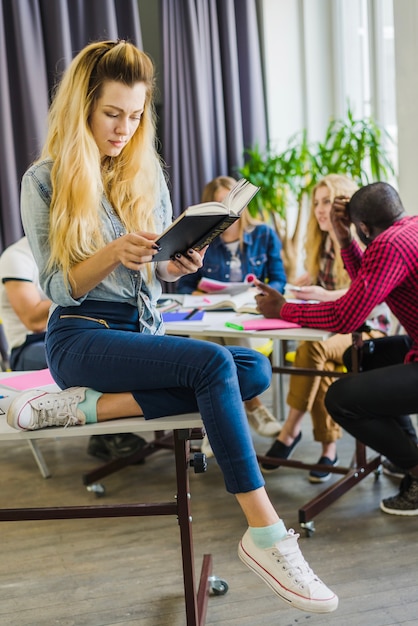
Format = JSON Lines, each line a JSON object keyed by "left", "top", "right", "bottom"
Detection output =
{"left": 0, "top": 237, "right": 48, "bottom": 350}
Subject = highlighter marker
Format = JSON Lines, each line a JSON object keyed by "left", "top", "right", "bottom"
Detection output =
{"left": 225, "top": 322, "right": 244, "bottom": 331}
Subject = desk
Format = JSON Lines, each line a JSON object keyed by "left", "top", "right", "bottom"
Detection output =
{"left": 165, "top": 312, "right": 381, "bottom": 534}
{"left": 164, "top": 311, "right": 331, "bottom": 419}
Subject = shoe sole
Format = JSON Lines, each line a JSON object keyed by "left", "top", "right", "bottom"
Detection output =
{"left": 380, "top": 502, "right": 418, "bottom": 516}
{"left": 254, "top": 429, "right": 282, "bottom": 438}
{"left": 309, "top": 460, "right": 339, "bottom": 484}
{"left": 238, "top": 541, "right": 338, "bottom": 613}
{"left": 249, "top": 423, "right": 281, "bottom": 438}
{"left": 7, "top": 390, "right": 47, "bottom": 430}
{"left": 309, "top": 473, "right": 332, "bottom": 484}
{"left": 382, "top": 468, "right": 405, "bottom": 480}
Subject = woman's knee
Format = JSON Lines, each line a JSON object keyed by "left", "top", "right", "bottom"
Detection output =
{"left": 227, "top": 346, "right": 272, "bottom": 398}
{"left": 294, "top": 340, "right": 324, "bottom": 368}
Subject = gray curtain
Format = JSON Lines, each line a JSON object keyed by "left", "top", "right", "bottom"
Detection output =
{"left": 160, "top": 0, "right": 267, "bottom": 217}
{"left": 0, "top": 0, "right": 142, "bottom": 253}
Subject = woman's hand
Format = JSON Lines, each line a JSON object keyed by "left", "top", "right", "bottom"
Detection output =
{"left": 292, "top": 272, "right": 312, "bottom": 287}
{"left": 68, "top": 231, "right": 160, "bottom": 298}
{"left": 114, "top": 232, "right": 161, "bottom": 269}
{"left": 157, "top": 247, "right": 207, "bottom": 282}
{"left": 292, "top": 285, "right": 328, "bottom": 301}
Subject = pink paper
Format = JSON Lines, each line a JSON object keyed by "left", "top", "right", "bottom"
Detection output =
{"left": 1, "top": 368, "right": 55, "bottom": 390}
{"left": 242, "top": 318, "right": 301, "bottom": 331}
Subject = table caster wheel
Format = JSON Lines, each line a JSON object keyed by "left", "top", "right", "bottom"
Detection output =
{"left": 86, "top": 483, "right": 106, "bottom": 497}
{"left": 208, "top": 575, "right": 229, "bottom": 595}
{"left": 190, "top": 452, "right": 208, "bottom": 473}
{"left": 300, "top": 521, "right": 315, "bottom": 537}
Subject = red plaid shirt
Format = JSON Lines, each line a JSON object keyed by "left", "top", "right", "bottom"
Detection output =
{"left": 281, "top": 215, "right": 418, "bottom": 362}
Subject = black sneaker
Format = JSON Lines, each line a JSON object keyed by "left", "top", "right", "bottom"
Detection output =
{"left": 87, "top": 433, "right": 147, "bottom": 462}
{"left": 309, "top": 456, "right": 338, "bottom": 483}
{"left": 381, "top": 458, "right": 407, "bottom": 479}
{"left": 380, "top": 474, "right": 418, "bottom": 516}
{"left": 260, "top": 432, "right": 302, "bottom": 473}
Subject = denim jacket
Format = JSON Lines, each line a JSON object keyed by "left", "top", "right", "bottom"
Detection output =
{"left": 177, "top": 223, "right": 287, "bottom": 294}
{"left": 20, "top": 159, "right": 172, "bottom": 334}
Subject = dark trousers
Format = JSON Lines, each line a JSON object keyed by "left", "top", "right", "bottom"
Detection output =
{"left": 325, "top": 335, "right": 418, "bottom": 470}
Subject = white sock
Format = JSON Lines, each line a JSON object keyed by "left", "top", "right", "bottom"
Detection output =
{"left": 249, "top": 520, "right": 288, "bottom": 548}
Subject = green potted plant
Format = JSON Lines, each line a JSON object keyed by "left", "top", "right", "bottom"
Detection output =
{"left": 237, "top": 106, "right": 395, "bottom": 281}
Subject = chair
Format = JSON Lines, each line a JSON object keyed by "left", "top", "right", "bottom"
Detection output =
{"left": 0, "top": 408, "right": 228, "bottom": 625}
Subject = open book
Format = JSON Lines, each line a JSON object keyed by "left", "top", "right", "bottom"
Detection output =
{"left": 197, "top": 274, "right": 256, "bottom": 295}
{"left": 152, "top": 178, "right": 260, "bottom": 261}
{"left": 182, "top": 289, "right": 258, "bottom": 314}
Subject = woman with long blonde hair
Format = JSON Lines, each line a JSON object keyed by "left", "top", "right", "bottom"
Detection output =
{"left": 8, "top": 40, "right": 337, "bottom": 614}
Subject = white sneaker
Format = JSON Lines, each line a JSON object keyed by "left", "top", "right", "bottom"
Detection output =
{"left": 7, "top": 387, "right": 88, "bottom": 430}
{"left": 246, "top": 404, "right": 281, "bottom": 437}
{"left": 238, "top": 529, "right": 338, "bottom": 613}
{"left": 200, "top": 434, "right": 214, "bottom": 459}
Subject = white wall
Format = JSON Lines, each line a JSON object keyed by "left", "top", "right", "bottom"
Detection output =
{"left": 259, "top": 0, "right": 335, "bottom": 149}
{"left": 393, "top": 1, "right": 418, "bottom": 213}
{"left": 259, "top": 0, "right": 305, "bottom": 149}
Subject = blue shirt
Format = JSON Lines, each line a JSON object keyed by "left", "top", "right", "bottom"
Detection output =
{"left": 177, "top": 223, "right": 287, "bottom": 294}
{"left": 20, "top": 159, "right": 172, "bottom": 334}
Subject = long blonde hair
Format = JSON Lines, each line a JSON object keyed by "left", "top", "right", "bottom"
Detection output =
{"left": 201, "top": 176, "right": 260, "bottom": 249}
{"left": 39, "top": 40, "right": 161, "bottom": 278}
{"left": 305, "top": 174, "right": 359, "bottom": 288}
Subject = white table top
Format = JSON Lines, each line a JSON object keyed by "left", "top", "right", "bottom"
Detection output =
{"left": 164, "top": 311, "right": 331, "bottom": 342}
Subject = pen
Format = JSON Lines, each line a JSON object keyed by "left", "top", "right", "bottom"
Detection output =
{"left": 225, "top": 322, "right": 244, "bottom": 331}
{"left": 184, "top": 308, "right": 200, "bottom": 320}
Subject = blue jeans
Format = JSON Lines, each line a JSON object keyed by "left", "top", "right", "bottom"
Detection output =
{"left": 46, "top": 301, "right": 270, "bottom": 493}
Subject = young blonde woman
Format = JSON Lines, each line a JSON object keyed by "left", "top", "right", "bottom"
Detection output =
{"left": 178, "top": 176, "right": 287, "bottom": 452}
{"left": 261, "top": 174, "right": 390, "bottom": 481}
{"left": 7, "top": 40, "right": 337, "bottom": 613}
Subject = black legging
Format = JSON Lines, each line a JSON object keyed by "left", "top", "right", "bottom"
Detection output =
{"left": 325, "top": 336, "right": 418, "bottom": 470}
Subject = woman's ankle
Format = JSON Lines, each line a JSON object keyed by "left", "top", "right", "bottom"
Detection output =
{"left": 321, "top": 443, "right": 337, "bottom": 460}
{"left": 278, "top": 428, "right": 301, "bottom": 447}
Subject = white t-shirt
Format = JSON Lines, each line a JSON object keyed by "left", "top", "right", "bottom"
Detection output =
{"left": 0, "top": 237, "right": 48, "bottom": 351}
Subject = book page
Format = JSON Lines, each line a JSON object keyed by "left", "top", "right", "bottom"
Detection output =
{"left": 225, "top": 179, "right": 260, "bottom": 214}
{"left": 182, "top": 288, "right": 257, "bottom": 312}
{"left": 184, "top": 202, "right": 228, "bottom": 216}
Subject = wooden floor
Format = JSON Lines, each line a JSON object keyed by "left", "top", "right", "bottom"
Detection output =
{"left": 0, "top": 389, "right": 417, "bottom": 626}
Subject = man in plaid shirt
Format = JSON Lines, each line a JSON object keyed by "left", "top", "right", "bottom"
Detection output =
{"left": 256, "top": 182, "right": 418, "bottom": 516}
